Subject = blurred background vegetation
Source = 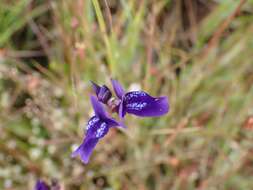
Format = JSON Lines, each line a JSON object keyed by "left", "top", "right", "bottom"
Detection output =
{"left": 1, "top": 0, "right": 253, "bottom": 189}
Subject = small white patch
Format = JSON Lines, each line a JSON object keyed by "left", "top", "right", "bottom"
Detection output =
{"left": 128, "top": 83, "right": 141, "bottom": 91}
{"left": 48, "top": 145, "right": 56, "bottom": 154}
{"left": 71, "top": 144, "right": 79, "bottom": 152}
{"left": 30, "top": 148, "right": 42, "bottom": 159}
{"left": 125, "top": 91, "right": 146, "bottom": 101}
{"left": 4, "top": 179, "right": 12, "bottom": 188}
{"left": 126, "top": 102, "right": 147, "bottom": 110}
{"left": 95, "top": 122, "right": 107, "bottom": 138}
{"left": 86, "top": 117, "right": 99, "bottom": 130}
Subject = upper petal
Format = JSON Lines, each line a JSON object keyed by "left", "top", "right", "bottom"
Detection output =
{"left": 90, "top": 81, "right": 101, "bottom": 96}
{"left": 91, "top": 81, "right": 112, "bottom": 104}
{"left": 111, "top": 79, "right": 125, "bottom": 99}
{"left": 97, "top": 85, "right": 112, "bottom": 104}
{"left": 90, "top": 95, "right": 107, "bottom": 119}
{"left": 123, "top": 91, "right": 169, "bottom": 117}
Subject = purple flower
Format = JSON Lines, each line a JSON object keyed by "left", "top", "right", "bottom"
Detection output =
{"left": 71, "top": 95, "right": 120, "bottom": 164}
{"left": 34, "top": 179, "right": 61, "bottom": 190}
{"left": 111, "top": 79, "right": 169, "bottom": 118}
{"left": 34, "top": 180, "right": 49, "bottom": 190}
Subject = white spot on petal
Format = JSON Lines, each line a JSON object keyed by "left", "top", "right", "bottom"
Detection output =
{"left": 126, "top": 102, "right": 147, "bottom": 110}
{"left": 125, "top": 91, "right": 147, "bottom": 100}
{"left": 95, "top": 122, "right": 107, "bottom": 138}
{"left": 86, "top": 117, "right": 99, "bottom": 130}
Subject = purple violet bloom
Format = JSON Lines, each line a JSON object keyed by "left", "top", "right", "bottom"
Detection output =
{"left": 71, "top": 95, "right": 120, "bottom": 164}
{"left": 34, "top": 180, "right": 49, "bottom": 190}
{"left": 111, "top": 79, "right": 169, "bottom": 118}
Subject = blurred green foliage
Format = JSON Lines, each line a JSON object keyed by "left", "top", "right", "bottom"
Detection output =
{"left": 0, "top": 0, "right": 253, "bottom": 189}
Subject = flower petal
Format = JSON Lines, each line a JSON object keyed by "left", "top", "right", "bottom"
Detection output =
{"left": 104, "top": 117, "right": 121, "bottom": 127}
{"left": 85, "top": 116, "right": 109, "bottom": 138}
{"left": 90, "top": 95, "right": 107, "bottom": 119}
{"left": 119, "top": 101, "right": 127, "bottom": 118}
{"left": 72, "top": 116, "right": 110, "bottom": 164}
{"left": 90, "top": 81, "right": 101, "bottom": 96}
{"left": 123, "top": 91, "right": 169, "bottom": 117}
{"left": 97, "top": 85, "right": 112, "bottom": 104}
{"left": 34, "top": 180, "right": 49, "bottom": 190}
{"left": 71, "top": 138, "right": 99, "bottom": 164}
{"left": 113, "top": 101, "right": 127, "bottom": 128}
{"left": 111, "top": 79, "right": 125, "bottom": 99}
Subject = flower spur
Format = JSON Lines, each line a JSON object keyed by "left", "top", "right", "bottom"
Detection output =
{"left": 71, "top": 95, "right": 120, "bottom": 164}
